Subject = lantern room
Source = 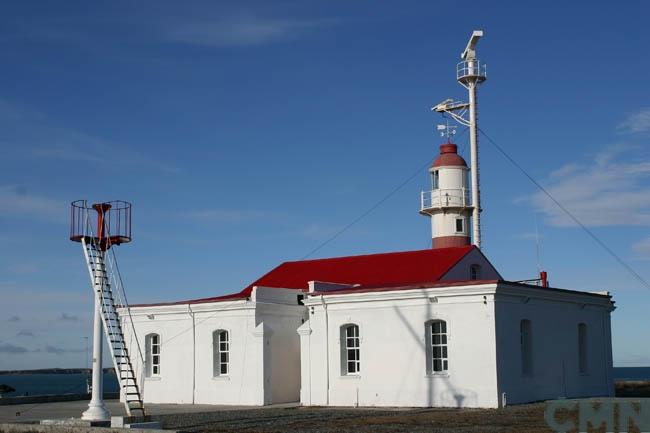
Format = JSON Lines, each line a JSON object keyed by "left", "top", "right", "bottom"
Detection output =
{"left": 70, "top": 200, "right": 132, "bottom": 251}
{"left": 420, "top": 143, "right": 473, "bottom": 249}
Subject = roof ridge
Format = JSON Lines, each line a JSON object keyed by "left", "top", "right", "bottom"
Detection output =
{"left": 282, "top": 245, "right": 475, "bottom": 265}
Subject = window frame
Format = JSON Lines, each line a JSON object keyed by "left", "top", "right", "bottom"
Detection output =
{"left": 470, "top": 264, "right": 481, "bottom": 280}
{"left": 340, "top": 324, "right": 361, "bottom": 376}
{"left": 578, "top": 323, "right": 588, "bottom": 374}
{"left": 213, "top": 329, "right": 230, "bottom": 377}
{"left": 432, "top": 170, "right": 440, "bottom": 190}
{"left": 426, "top": 320, "right": 449, "bottom": 375}
{"left": 455, "top": 218, "right": 464, "bottom": 234}
{"left": 520, "top": 319, "right": 533, "bottom": 376}
{"left": 145, "top": 333, "right": 161, "bottom": 377}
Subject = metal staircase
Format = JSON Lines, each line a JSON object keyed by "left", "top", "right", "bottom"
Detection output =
{"left": 81, "top": 234, "right": 146, "bottom": 417}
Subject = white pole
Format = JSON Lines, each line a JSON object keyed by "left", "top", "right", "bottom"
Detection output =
{"left": 82, "top": 252, "right": 110, "bottom": 421}
{"left": 468, "top": 79, "right": 481, "bottom": 249}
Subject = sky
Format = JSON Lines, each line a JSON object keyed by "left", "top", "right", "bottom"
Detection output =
{"left": 0, "top": 0, "right": 648, "bottom": 370}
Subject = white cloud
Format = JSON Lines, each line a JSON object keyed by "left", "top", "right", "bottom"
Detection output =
{"left": 7, "top": 262, "right": 39, "bottom": 275}
{"left": 515, "top": 232, "right": 543, "bottom": 241}
{"left": 614, "top": 353, "right": 650, "bottom": 367}
{"left": 29, "top": 130, "right": 180, "bottom": 174}
{"left": 0, "top": 343, "right": 28, "bottom": 354}
{"left": 44, "top": 345, "right": 65, "bottom": 355}
{"left": 58, "top": 313, "right": 79, "bottom": 322}
{"left": 632, "top": 237, "right": 650, "bottom": 259}
{"left": 167, "top": 15, "right": 329, "bottom": 47}
{"left": 618, "top": 108, "right": 650, "bottom": 134}
{"left": 0, "top": 99, "right": 180, "bottom": 174}
{"left": 298, "top": 223, "right": 341, "bottom": 240}
{"left": 41, "top": 345, "right": 84, "bottom": 355}
{"left": 525, "top": 145, "right": 650, "bottom": 227}
{"left": 16, "top": 330, "right": 35, "bottom": 337}
{"left": 0, "top": 185, "right": 67, "bottom": 223}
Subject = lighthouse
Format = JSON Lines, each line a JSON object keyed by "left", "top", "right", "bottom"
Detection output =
{"left": 420, "top": 141, "right": 472, "bottom": 248}
{"left": 431, "top": 30, "right": 487, "bottom": 248}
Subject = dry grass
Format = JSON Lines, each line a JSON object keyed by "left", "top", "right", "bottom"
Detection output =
{"left": 160, "top": 404, "right": 556, "bottom": 433}
{"left": 615, "top": 380, "right": 650, "bottom": 398}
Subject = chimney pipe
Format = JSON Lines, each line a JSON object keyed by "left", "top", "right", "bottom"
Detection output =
{"left": 540, "top": 271, "right": 548, "bottom": 288}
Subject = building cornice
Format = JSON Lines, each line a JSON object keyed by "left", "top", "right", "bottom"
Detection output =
{"left": 121, "top": 298, "right": 253, "bottom": 316}
{"left": 303, "top": 281, "right": 614, "bottom": 310}
{"left": 303, "top": 283, "right": 499, "bottom": 306}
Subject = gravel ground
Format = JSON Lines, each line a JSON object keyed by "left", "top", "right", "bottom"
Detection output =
{"left": 154, "top": 404, "right": 554, "bottom": 433}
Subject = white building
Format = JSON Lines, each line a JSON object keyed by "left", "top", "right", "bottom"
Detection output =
{"left": 122, "top": 141, "right": 615, "bottom": 408}
{"left": 299, "top": 277, "right": 614, "bottom": 408}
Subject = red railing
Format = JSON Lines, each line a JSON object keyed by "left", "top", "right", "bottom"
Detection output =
{"left": 70, "top": 200, "right": 132, "bottom": 249}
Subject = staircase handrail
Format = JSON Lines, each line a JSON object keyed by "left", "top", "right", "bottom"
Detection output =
{"left": 105, "top": 237, "right": 146, "bottom": 364}
{"left": 79, "top": 202, "right": 146, "bottom": 412}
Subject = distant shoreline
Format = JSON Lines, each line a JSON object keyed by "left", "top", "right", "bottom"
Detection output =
{"left": 0, "top": 368, "right": 115, "bottom": 375}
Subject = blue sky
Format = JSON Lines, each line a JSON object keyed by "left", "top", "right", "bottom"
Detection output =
{"left": 0, "top": 0, "right": 648, "bottom": 370}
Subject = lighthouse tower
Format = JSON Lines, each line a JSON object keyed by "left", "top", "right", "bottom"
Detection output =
{"left": 420, "top": 141, "right": 472, "bottom": 248}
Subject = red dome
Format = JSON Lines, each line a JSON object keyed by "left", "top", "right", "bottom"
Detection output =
{"left": 432, "top": 143, "right": 467, "bottom": 168}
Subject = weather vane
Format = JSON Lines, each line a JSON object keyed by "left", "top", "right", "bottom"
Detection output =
{"left": 436, "top": 120, "right": 457, "bottom": 143}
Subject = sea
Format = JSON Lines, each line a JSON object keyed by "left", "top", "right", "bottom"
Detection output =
{"left": 0, "top": 372, "right": 119, "bottom": 397}
{"left": 613, "top": 367, "right": 650, "bottom": 381}
{"left": 0, "top": 368, "right": 648, "bottom": 397}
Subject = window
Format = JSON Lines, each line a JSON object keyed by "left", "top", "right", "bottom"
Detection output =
{"left": 578, "top": 323, "right": 588, "bottom": 374}
{"left": 426, "top": 320, "right": 448, "bottom": 374}
{"left": 455, "top": 218, "right": 464, "bottom": 233}
{"left": 470, "top": 264, "right": 481, "bottom": 280}
{"left": 520, "top": 320, "right": 533, "bottom": 376}
{"left": 213, "top": 330, "right": 230, "bottom": 376}
{"left": 145, "top": 333, "right": 161, "bottom": 377}
{"left": 432, "top": 170, "right": 440, "bottom": 190}
{"left": 341, "top": 324, "right": 360, "bottom": 375}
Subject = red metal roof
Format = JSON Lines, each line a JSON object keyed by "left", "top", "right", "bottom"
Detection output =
{"left": 132, "top": 246, "right": 476, "bottom": 307}
{"left": 432, "top": 143, "right": 467, "bottom": 168}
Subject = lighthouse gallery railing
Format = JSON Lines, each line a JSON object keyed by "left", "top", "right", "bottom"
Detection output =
{"left": 420, "top": 188, "right": 470, "bottom": 211}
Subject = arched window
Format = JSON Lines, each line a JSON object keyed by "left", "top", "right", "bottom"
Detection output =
{"left": 520, "top": 320, "right": 533, "bottom": 376}
{"left": 426, "top": 320, "right": 448, "bottom": 374}
{"left": 340, "top": 324, "right": 360, "bottom": 375}
{"left": 213, "top": 330, "right": 230, "bottom": 376}
{"left": 578, "top": 323, "right": 588, "bottom": 374}
{"left": 470, "top": 264, "right": 481, "bottom": 280}
{"left": 145, "top": 333, "right": 161, "bottom": 377}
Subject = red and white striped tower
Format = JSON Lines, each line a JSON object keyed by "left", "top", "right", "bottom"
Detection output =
{"left": 420, "top": 141, "right": 472, "bottom": 248}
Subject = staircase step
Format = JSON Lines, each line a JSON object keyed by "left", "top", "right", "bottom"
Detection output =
{"left": 82, "top": 241, "right": 145, "bottom": 417}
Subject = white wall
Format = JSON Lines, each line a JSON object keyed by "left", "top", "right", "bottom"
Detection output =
{"left": 494, "top": 285, "right": 615, "bottom": 405}
{"left": 299, "top": 282, "right": 615, "bottom": 409}
{"left": 122, "top": 281, "right": 614, "bottom": 409}
{"left": 300, "top": 284, "right": 501, "bottom": 408}
{"left": 121, "top": 300, "right": 264, "bottom": 405}
{"left": 192, "top": 308, "right": 265, "bottom": 405}
{"left": 255, "top": 287, "right": 308, "bottom": 404}
{"left": 121, "top": 285, "right": 306, "bottom": 406}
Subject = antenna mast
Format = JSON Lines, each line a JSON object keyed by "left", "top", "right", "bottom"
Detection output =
{"left": 432, "top": 30, "right": 487, "bottom": 248}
